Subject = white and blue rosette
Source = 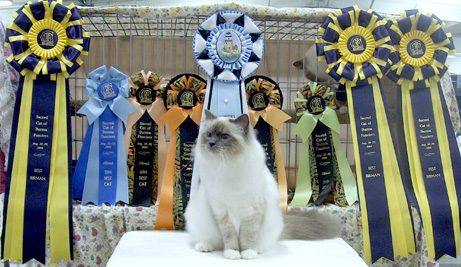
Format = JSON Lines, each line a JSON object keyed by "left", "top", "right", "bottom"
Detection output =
{"left": 73, "top": 65, "right": 136, "bottom": 205}
{"left": 193, "top": 10, "right": 263, "bottom": 118}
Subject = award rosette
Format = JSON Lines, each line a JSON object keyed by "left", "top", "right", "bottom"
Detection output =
{"left": 317, "top": 6, "right": 415, "bottom": 262}
{"left": 155, "top": 73, "right": 206, "bottom": 230}
{"left": 193, "top": 10, "right": 263, "bottom": 117}
{"left": 290, "top": 82, "right": 357, "bottom": 207}
{"left": 244, "top": 75, "right": 291, "bottom": 211}
{"left": 125, "top": 70, "right": 167, "bottom": 207}
{"left": 2, "top": 0, "right": 89, "bottom": 263}
{"left": 387, "top": 10, "right": 460, "bottom": 260}
{"left": 73, "top": 65, "right": 136, "bottom": 206}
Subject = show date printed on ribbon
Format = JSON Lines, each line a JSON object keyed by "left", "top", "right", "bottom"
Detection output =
{"left": 133, "top": 115, "right": 157, "bottom": 206}
{"left": 29, "top": 114, "right": 52, "bottom": 181}
{"left": 416, "top": 117, "right": 441, "bottom": 179}
{"left": 358, "top": 115, "right": 381, "bottom": 179}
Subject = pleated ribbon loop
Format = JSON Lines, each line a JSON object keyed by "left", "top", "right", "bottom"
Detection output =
{"left": 155, "top": 74, "right": 206, "bottom": 230}
{"left": 2, "top": 0, "right": 89, "bottom": 263}
{"left": 289, "top": 83, "right": 358, "bottom": 207}
{"left": 245, "top": 75, "right": 291, "bottom": 212}
{"left": 317, "top": 5, "right": 415, "bottom": 262}
{"left": 125, "top": 70, "right": 167, "bottom": 206}
{"left": 387, "top": 10, "right": 460, "bottom": 260}
{"left": 73, "top": 65, "right": 136, "bottom": 206}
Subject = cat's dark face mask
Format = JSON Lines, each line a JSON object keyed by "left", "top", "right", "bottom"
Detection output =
{"left": 200, "top": 110, "right": 250, "bottom": 156}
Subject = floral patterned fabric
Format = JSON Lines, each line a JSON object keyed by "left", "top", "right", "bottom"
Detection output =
{"left": 441, "top": 73, "right": 461, "bottom": 133}
{"left": 0, "top": 21, "right": 18, "bottom": 193}
{"left": 0, "top": 195, "right": 439, "bottom": 267}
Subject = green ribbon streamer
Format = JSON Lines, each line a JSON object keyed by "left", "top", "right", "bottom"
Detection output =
{"left": 290, "top": 99, "right": 358, "bottom": 206}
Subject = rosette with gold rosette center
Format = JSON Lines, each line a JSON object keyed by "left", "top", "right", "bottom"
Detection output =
{"left": 155, "top": 73, "right": 206, "bottom": 230}
{"left": 289, "top": 82, "right": 357, "bottom": 208}
{"left": 387, "top": 10, "right": 460, "bottom": 260}
{"left": 317, "top": 6, "right": 415, "bottom": 262}
{"left": 2, "top": 0, "right": 89, "bottom": 264}
{"left": 244, "top": 75, "right": 291, "bottom": 211}
{"left": 125, "top": 70, "right": 167, "bottom": 207}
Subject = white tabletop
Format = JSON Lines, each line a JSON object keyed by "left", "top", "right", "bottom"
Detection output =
{"left": 107, "top": 230, "right": 368, "bottom": 267}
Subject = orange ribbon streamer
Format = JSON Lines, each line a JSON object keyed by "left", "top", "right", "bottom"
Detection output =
{"left": 155, "top": 105, "right": 203, "bottom": 230}
{"left": 249, "top": 104, "right": 291, "bottom": 212}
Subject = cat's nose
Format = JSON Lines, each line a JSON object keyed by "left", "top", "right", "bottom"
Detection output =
{"left": 208, "top": 142, "right": 216, "bottom": 148}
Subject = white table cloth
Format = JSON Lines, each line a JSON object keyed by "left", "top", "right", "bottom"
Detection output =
{"left": 107, "top": 230, "right": 368, "bottom": 267}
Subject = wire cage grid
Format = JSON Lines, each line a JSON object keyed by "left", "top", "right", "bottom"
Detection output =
{"left": 70, "top": 5, "right": 356, "bottom": 192}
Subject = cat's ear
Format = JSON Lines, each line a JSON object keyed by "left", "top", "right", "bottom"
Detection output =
{"left": 204, "top": 109, "right": 217, "bottom": 121}
{"left": 232, "top": 113, "right": 250, "bottom": 135}
{"left": 293, "top": 59, "right": 304, "bottom": 69}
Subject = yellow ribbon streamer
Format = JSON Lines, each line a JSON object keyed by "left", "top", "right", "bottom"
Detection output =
{"left": 346, "top": 77, "right": 415, "bottom": 262}
{"left": 3, "top": 75, "right": 34, "bottom": 262}
{"left": 48, "top": 73, "right": 71, "bottom": 262}
{"left": 401, "top": 79, "right": 460, "bottom": 260}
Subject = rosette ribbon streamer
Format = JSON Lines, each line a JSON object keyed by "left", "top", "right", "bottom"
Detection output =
{"left": 2, "top": 0, "right": 89, "bottom": 263}
{"left": 387, "top": 10, "right": 460, "bottom": 260}
{"left": 245, "top": 76, "right": 291, "bottom": 211}
{"left": 290, "top": 83, "right": 358, "bottom": 207}
{"left": 155, "top": 74, "right": 206, "bottom": 230}
{"left": 317, "top": 6, "right": 415, "bottom": 262}
{"left": 125, "top": 70, "right": 167, "bottom": 206}
{"left": 73, "top": 66, "right": 136, "bottom": 206}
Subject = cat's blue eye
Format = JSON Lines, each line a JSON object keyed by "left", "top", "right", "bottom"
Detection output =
{"left": 206, "top": 132, "right": 212, "bottom": 138}
{"left": 221, "top": 134, "right": 229, "bottom": 140}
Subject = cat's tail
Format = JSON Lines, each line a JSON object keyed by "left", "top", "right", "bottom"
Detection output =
{"left": 281, "top": 209, "right": 341, "bottom": 240}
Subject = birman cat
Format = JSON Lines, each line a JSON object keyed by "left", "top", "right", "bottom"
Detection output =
{"left": 185, "top": 110, "right": 340, "bottom": 260}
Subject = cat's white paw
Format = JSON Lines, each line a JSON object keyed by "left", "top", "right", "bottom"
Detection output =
{"left": 241, "top": 249, "right": 258, "bottom": 260}
{"left": 195, "top": 241, "right": 214, "bottom": 252}
{"left": 223, "top": 249, "right": 241, "bottom": 260}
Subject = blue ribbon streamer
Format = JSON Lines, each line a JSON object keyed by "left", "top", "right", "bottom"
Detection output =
{"left": 23, "top": 79, "right": 56, "bottom": 263}
{"left": 352, "top": 83, "right": 393, "bottom": 261}
{"left": 73, "top": 66, "right": 136, "bottom": 205}
{"left": 411, "top": 87, "right": 456, "bottom": 258}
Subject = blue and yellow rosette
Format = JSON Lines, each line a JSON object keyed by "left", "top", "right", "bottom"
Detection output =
{"left": 290, "top": 82, "right": 357, "bottom": 208}
{"left": 2, "top": 0, "right": 89, "bottom": 264}
{"left": 317, "top": 6, "right": 415, "bottom": 262}
{"left": 244, "top": 75, "right": 291, "bottom": 212}
{"left": 73, "top": 65, "right": 136, "bottom": 207}
{"left": 387, "top": 10, "right": 460, "bottom": 260}
{"left": 155, "top": 74, "right": 206, "bottom": 230}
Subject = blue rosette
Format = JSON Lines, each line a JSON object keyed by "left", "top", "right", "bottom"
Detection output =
{"left": 2, "top": 0, "right": 90, "bottom": 264}
{"left": 5, "top": 0, "right": 89, "bottom": 77}
{"left": 387, "top": 10, "right": 460, "bottom": 261}
{"left": 317, "top": 6, "right": 415, "bottom": 263}
{"left": 73, "top": 65, "right": 136, "bottom": 206}
{"left": 193, "top": 10, "right": 263, "bottom": 83}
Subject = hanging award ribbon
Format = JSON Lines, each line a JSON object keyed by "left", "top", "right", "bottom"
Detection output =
{"left": 290, "top": 82, "right": 358, "bottom": 207}
{"left": 125, "top": 70, "right": 167, "bottom": 207}
{"left": 387, "top": 10, "right": 460, "bottom": 260}
{"left": 1, "top": 0, "right": 89, "bottom": 263}
{"left": 73, "top": 65, "right": 136, "bottom": 206}
{"left": 193, "top": 10, "right": 263, "bottom": 118}
{"left": 155, "top": 74, "right": 206, "bottom": 230}
{"left": 244, "top": 75, "right": 291, "bottom": 211}
{"left": 317, "top": 6, "right": 415, "bottom": 262}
